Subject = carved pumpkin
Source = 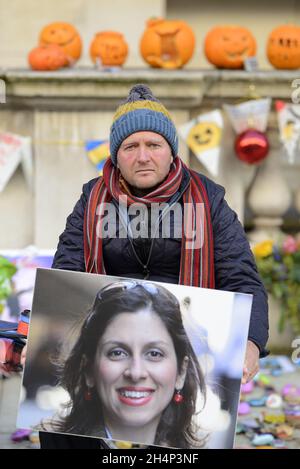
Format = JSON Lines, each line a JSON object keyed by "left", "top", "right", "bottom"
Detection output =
{"left": 90, "top": 31, "right": 128, "bottom": 67}
{"left": 39, "top": 22, "right": 82, "bottom": 65}
{"left": 140, "top": 18, "right": 195, "bottom": 69}
{"left": 267, "top": 25, "right": 300, "bottom": 69}
{"left": 28, "top": 44, "right": 67, "bottom": 71}
{"left": 204, "top": 26, "right": 256, "bottom": 69}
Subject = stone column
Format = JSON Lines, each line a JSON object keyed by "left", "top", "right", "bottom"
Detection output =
{"left": 34, "top": 110, "right": 113, "bottom": 248}
{"left": 267, "top": 296, "right": 296, "bottom": 351}
{"left": 295, "top": 185, "right": 300, "bottom": 220}
{"left": 247, "top": 149, "right": 292, "bottom": 245}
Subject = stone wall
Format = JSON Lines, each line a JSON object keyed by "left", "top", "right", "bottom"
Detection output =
{"left": 0, "top": 0, "right": 165, "bottom": 68}
{"left": 1, "top": 0, "right": 300, "bottom": 69}
{"left": 1, "top": 68, "right": 299, "bottom": 249}
{"left": 167, "top": 0, "right": 300, "bottom": 70}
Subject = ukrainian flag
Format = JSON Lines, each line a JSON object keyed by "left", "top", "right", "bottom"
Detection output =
{"left": 85, "top": 140, "right": 110, "bottom": 176}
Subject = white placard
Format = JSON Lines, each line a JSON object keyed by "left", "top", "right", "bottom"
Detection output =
{"left": 223, "top": 98, "right": 271, "bottom": 134}
{"left": 179, "top": 110, "right": 223, "bottom": 177}
{"left": 0, "top": 132, "right": 33, "bottom": 192}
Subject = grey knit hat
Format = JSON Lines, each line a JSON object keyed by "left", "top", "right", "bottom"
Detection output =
{"left": 109, "top": 84, "right": 178, "bottom": 165}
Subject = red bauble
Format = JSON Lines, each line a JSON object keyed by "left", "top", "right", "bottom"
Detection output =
{"left": 235, "top": 129, "right": 269, "bottom": 164}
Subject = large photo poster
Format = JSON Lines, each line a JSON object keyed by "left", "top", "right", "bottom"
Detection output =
{"left": 17, "top": 268, "right": 252, "bottom": 449}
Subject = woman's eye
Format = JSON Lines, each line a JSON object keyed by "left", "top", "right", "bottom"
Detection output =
{"left": 147, "top": 350, "right": 164, "bottom": 360}
{"left": 107, "top": 349, "right": 127, "bottom": 359}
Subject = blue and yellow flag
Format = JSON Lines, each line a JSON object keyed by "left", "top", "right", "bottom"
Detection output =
{"left": 85, "top": 140, "right": 110, "bottom": 175}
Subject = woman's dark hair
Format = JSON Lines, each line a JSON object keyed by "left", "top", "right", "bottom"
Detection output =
{"left": 52, "top": 280, "right": 206, "bottom": 448}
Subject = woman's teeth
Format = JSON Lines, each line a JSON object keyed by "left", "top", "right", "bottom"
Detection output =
{"left": 119, "top": 390, "right": 152, "bottom": 398}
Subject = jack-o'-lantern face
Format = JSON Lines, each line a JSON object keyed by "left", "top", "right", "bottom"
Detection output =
{"left": 39, "top": 22, "right": 82, "bottom": 64}
{"left": 140, "top": 18, "right": 195, "bottom": 69}
{"left": 204, "top": 26, "right": 256, "bottom": 69}
{"left": 187, "top": 122, "right": 221, "bottom": 154}
{"left": 90, "top": 31, "right": 128, "bottom": 66}
{"left": 267, "top": 25, "right": 300, "bottom": 69}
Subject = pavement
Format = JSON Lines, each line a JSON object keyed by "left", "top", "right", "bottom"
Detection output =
{"left": 0, "top": 374, "right": 35, "bottom": 449}
{"left": 235, "top": 369, "right": 300, "bottom": 449}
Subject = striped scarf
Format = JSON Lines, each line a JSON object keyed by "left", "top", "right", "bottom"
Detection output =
{"left": 84, "top": 157, "right": 215, "bottom": 288}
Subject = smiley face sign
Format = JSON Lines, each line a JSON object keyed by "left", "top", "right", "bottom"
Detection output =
{"left": 187, "top": 122, "right": 222, "bottom": 154}
{"left": 283, "top": 120, "right": 296, "bottom": 141}
{"left": 179, "top": 110, "right": 224, "bottom": 177}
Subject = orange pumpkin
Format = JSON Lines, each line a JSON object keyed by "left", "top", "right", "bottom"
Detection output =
{"left": 267, "top": 24, "right": 300, "bottom": 69}
{"left": 90, "top": 31, "right": 128, "bottom": 67}
{"left": 204, "top": 26, "right": 256, "bottom": 69}
{"left": 28, "top": 44, "right": 67, "bottom": 71}
{"left": 140, "top": 18, "right": 195, "bottom": 69}
{"left": 39, "top": 22, "right": 82, "bottom": 65}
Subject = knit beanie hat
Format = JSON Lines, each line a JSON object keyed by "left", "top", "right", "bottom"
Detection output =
{"left": 109, "top": 84, "right": 178, "bottom": 165}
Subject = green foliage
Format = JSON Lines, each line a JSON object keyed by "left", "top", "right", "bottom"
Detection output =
{"left": 0, "top": 256, "right": 17, "bottom": 313}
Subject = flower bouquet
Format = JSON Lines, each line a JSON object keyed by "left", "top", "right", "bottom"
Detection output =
{"left": 253, "top": 235, "right": 300, "bottom": 335}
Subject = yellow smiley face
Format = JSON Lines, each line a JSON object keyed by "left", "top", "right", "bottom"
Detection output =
{"left": 187, "top": 122, "right": 221, "bottom": 154}
{"left": 283, "top": 120, "right": 295, "bottom": 140}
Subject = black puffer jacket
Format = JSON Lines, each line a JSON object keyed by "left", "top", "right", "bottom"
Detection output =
{"left": 53, "top": 172, "right": 269, "bottom": 355}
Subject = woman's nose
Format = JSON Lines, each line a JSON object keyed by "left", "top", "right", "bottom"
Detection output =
{"left": 123, "top": 358, "right": 148, "bottom": 381}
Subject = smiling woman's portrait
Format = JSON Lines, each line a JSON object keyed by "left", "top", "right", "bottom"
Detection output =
{"left": 17, "top": 268, "right": 252, "bottom": 449}
{"left": 47, "top": 280, "right": 206, "bottom": 448}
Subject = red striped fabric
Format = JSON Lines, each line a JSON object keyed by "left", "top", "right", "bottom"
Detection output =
{"left": 84, "top": 157, "right": 215, "bottom": 289}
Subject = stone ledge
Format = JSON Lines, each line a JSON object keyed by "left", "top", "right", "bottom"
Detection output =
{"left": 1, "top": 67, "right": 299, "bottom": 110}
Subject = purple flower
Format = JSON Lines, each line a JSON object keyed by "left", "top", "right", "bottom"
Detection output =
{"left": 273, "top": 246, "right": 282, "bottom": 261}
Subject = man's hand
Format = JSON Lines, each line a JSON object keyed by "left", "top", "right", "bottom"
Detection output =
{"left": 242, "top": 340, "right": 260, "bottom": 384}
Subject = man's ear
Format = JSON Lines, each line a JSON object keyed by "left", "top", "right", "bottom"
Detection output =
{"left": 175, "top": 356, "right": 189, "bottom": 389}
